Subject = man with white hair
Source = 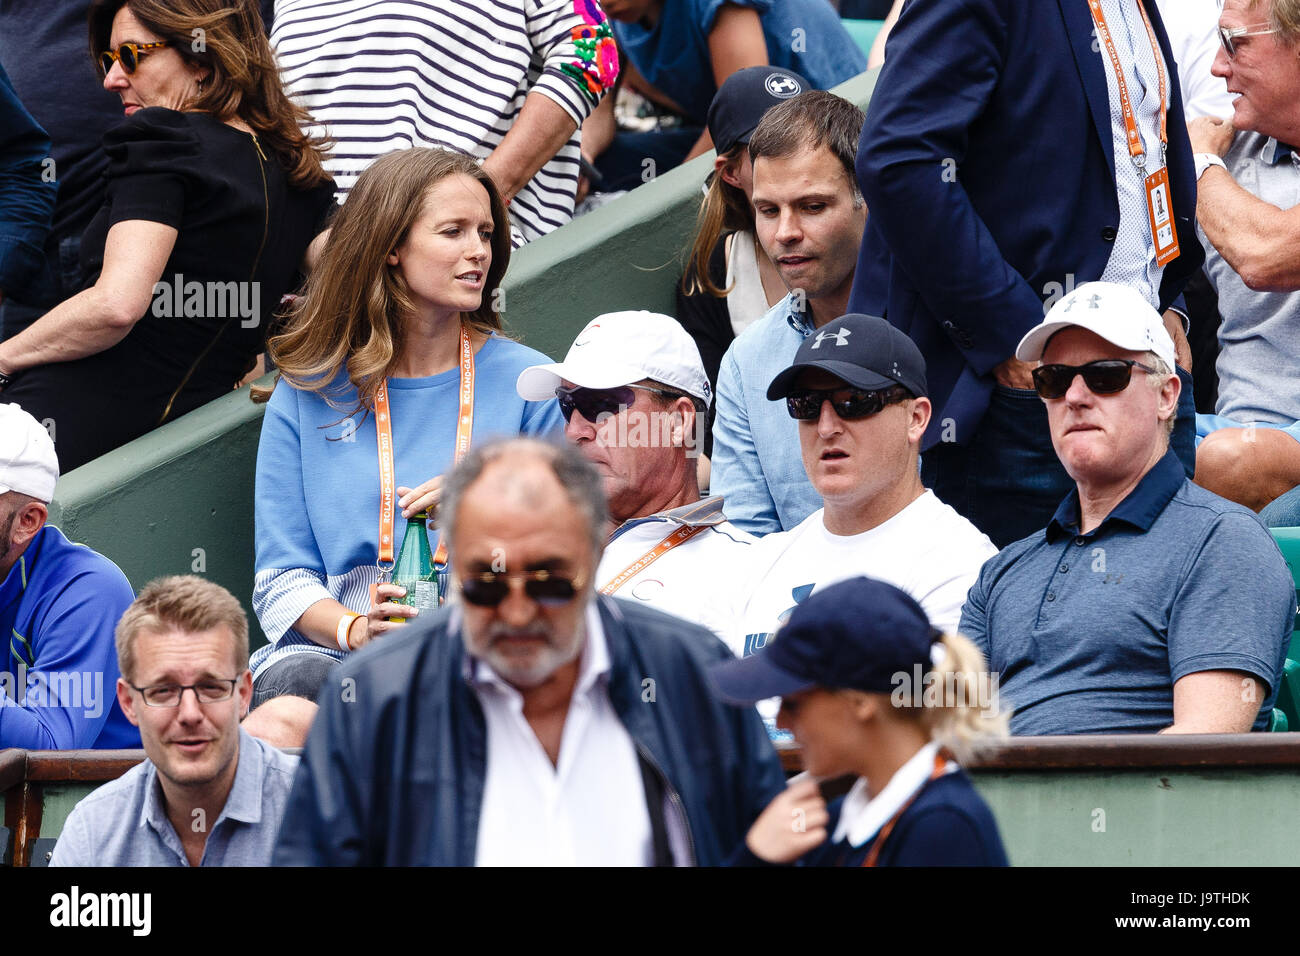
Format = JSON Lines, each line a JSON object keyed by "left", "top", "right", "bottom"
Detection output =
{"left": 275, "top": 438, "right": 784, "bottom": 865}
{"left": 517, "top": 312, "right": 751, "bottom": 644}
{"left": 0, "top": 402, "right": 137, "bottom": 748}
{"left": 960, "top": 282, "right": 1294, "bottom": 735}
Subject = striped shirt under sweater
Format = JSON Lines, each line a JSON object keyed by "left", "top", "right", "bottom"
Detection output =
{"left": 271, "top": 0, "right": 617, "bottom": 245}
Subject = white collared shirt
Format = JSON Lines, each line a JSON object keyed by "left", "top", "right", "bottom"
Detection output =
{"left": 471, "top": 603, "right": 653, "bottom": 866}
{"left": 600, "top": 496, "right": 754, "bottom": 646}
{"left": 831, "top": 741, "right": 958, "bottom": 848}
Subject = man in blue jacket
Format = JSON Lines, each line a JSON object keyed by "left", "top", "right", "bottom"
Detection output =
{"left": 850, "top": 0, "right": 1205, "bottom": 548}
{"left": 274, "top": 438, "right": 785, "bottom": 866}
{"left": 0, "top": 402, "right": 138, "bottom": 749}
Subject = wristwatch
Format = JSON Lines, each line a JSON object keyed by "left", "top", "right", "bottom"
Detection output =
{"left": 0, "top": 368, "right": 12, "bottom": 391}
{"left": 1194, "top": 152, "right": 1228, "bottom": 180}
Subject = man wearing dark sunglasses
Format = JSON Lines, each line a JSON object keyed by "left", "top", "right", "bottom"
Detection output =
{"left": 961, "top": 281, "right": 1294, "bottom": 736}
{"left": 276, "top": 438, "right": 785, "bottom": 866}
{"left": 517, "top": 312, "right": 754, "bottom": 646}
{"left": 733, "top": 314, "right": 997, "bottom": 738}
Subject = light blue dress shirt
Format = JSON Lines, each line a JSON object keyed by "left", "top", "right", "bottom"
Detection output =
{"left": 50, "top": 728, "right": 298, "bottom": 866}
{"left": 710, "top": 293, "right": 822, "bottom": 535}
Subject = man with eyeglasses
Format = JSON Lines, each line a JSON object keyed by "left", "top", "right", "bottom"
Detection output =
{"left": 51, "top": 575, "right": 298, "bottom": 866}
{"left": 960, "top": 282, "right": 1293, "bottom": 735}
{"left": 1183, "top": 0, "right": 1300, "bottom": 528}
{"left": 733, "top": 314, "right": 997, "bottom": 737}
{"left": 275, "top": 438, "right": 785, "bottom": 865}
{"left": 516, "top": 311, "right": 753, "bottom": 645}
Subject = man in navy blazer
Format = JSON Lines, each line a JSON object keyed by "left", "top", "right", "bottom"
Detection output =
{"left": 849, "top": 0, "right": 1204, "bottom": 548}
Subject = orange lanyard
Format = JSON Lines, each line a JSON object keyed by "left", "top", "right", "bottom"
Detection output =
{"left": 1087, "top": 0, "right": 1168, "bottom": 167}
{"left": 374, "top": 326, "right": 475, "bottom": 578}
{"left": 861, "top": 751, "right": 949, "bottom": 868}
{"left": 598, "top": 523, "right": 709, "bottom": 595}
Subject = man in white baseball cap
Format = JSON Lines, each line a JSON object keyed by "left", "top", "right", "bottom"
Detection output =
{"left": 959, "top": 282, "right": 1294, "bottom": 735}
{"left": 517, "top": 312, "right": 752, "bottom": 645}
{"left": 0, "top": 403, "right": 139, "bottom": 749}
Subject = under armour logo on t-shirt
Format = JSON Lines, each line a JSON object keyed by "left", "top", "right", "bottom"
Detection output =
{"left": 812, "top": 327, "right": 851, "bottom": 349}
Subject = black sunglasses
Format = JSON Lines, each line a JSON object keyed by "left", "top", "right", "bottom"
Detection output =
{"left": 99, "top": 40, "right": 168, "bottom": 77}
{"left": 458, "top": 569, "right": 585, "bottom": 607}
{"left": 1031, "top": 359, "right": 1158, "bottom": 400}
{"left": 785, "top": 384, "right": 911, "bottom": 421}
{"left": 554, "top": 384, "right": 685, "bottom": 423}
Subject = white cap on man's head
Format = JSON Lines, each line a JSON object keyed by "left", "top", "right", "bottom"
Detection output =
{"left": 516, "top": 311, "right": 713, "bottom": 406}
{"left": 0, "top": 403, "right": 58, "bottom": 502}
{"left": 1015, "top": 281, "right": 1176, "bottom": 371}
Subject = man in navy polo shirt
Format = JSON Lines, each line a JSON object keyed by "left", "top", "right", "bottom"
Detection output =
{"left": 960, "top": 282, "right": 1294, "bottom": 735}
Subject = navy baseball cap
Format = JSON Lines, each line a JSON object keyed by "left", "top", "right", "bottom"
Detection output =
{"left": 707, "top": 65, "right": 808, "bottom": 157}
{"left": 710, "top": 577, "right": 940, "bottom": 705}
{"left": 766, "top": 314, "right": 928, "bottom": 400}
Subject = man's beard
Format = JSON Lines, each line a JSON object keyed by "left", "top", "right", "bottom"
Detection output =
{"left": 465, "top": 604, "right": 588, "bottom": 689}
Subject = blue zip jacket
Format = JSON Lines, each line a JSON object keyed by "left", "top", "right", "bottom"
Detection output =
{"left": 0, "top": 524, "right": 139, "bottom": 749}
{"left": 274, "top": 596, "right": 787, "bottom": 865}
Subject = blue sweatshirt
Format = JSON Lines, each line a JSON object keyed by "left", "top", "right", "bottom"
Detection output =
{"left": 252, "top": 334, "right": 565, "bottom": 673}
{"left": 0, "top": 524, "right": 140, "bottom": 749}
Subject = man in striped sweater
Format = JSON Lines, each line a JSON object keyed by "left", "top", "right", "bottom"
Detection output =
{"left": 271, "top": 0, "right": 618, "bottom": 245}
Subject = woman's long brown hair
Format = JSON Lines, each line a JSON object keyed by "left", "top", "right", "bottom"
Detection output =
{"left": 89, "top": 0, "right": 330, "bottom": 188}
{"left": 253, "top": 148, "right": 511, "bottom": 416}
{"left": 681, "top": 146, "right": 755, "bottom": 299}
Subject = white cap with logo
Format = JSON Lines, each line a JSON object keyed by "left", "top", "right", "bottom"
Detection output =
{"left": 0, "top": 403, "right": 59, "bottom": 503}
{"left": 516, "top": 311, "right": 713, "bottom": 406}
{"left": 1015, "top": 281, "right": 1176, "bottom": 371}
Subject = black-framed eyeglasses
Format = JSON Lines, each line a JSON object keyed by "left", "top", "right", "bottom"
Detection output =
{"left": 99, "top": 41, "right": 169, "bottom": 77}
{"left": 458, "top": 569, "right": 586, "bottom": 607}
{"left": 128, "top": 678, "right": 239, "bottom": 708}
{"left": 1217, "top": 23, "right": 1277, "bottom": 57}
{"left": 785, "top": 384, "right": 911, "bottom": 421}
{"left": 1031, "top": 359, "right": 1158, "bottom": 400}
{"left": 555, "top": 384, "right": 686, "bottom": 423}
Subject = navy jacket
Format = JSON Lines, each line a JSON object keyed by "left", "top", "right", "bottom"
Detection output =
{"left": 274, "top": 596, "right": 787, "bottom": 866}
{"left": 730, "top": 771, "right": 1009, "bottom": 867}
{"left": 850, "top": 0, "right": 1204, "bottom": 450}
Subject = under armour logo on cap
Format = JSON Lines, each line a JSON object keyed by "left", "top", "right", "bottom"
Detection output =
{"left": 812, "top": 327, "right": 852, "bottom": 349}
{"left": 765, "top": 73, "right": 802, "bottom": 98}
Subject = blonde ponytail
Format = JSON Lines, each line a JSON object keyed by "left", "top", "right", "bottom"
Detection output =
{"left": 681, "top": 147, "right": 754, "bottom": 298}
{"left": 916, "top": 631, "right": 1009, "bottom": 762}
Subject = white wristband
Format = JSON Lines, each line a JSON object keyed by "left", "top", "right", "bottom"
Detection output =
{"left": 336, "top": 612, "right": 361, "bottom": 652}
{"left": 1194, "top": 152, "right": 1227, "bottom": 180}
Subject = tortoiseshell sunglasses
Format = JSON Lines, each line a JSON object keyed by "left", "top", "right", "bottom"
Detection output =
{"left": 99, "top": 41, "right": 168, "bottom": 76}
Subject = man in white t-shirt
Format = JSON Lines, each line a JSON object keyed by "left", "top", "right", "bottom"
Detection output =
{"left": 734, "top": 313, "right": 997, "bottom": 680}
{"left": 517, "top": 312, "right": 752, "bottom": 644}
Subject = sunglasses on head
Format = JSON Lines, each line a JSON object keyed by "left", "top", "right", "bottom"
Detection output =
{"left": 785, "top": 384, "right": 911, "bottom": 421}
{"left": 1031, "top": 359, "right": 1157, "bottom": 399}
{"left": 99, "top": 40, "right": 169, "bottom": 76}
{"left": 555, "top": 384, "right": 685, "bottom": 424}
{"left": 458, "top": 569, "right": 585, "bottom": 607}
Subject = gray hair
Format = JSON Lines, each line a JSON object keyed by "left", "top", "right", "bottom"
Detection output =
{"left": 1250, "top": 0, "right": 1300, "bottom": 45}
{"left": 438, "top": 437, "right": 608, "bottom": 565}
{"left": 1144, "top": 352, "right": 1178, "bottom": 438}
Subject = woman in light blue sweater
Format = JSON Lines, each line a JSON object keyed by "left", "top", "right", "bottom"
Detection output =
{"left": 249, "top": 148, "right": 564, "bottom": 704}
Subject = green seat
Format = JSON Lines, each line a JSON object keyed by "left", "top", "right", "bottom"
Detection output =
{"left": 840, "top": 18, "right": 885, "bottom": 58}
{"left": 1270, "top": 708, "right": 1289, "bottom": 732}
{"left": 1269, "top": 529, "right": 1300, "bottom": 728}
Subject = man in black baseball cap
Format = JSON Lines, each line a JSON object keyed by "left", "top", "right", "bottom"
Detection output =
{"left": 726, "top": 314, "right": 996, "bottom": 743}
{"left": 710, "top": 575, "right": 1008, "bottom": 867}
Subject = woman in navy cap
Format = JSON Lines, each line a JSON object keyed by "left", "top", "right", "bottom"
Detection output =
{"left": 711, "top": 575, "right": 1010, "bottom": 866}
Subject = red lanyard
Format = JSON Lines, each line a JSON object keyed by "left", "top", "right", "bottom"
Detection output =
{"left": 861, "top": 750, "right": 949, "bottom": 868}
{"left": 374, "top": 326, "right": 475, "bottom": 578}
{"left": 598, "top": 523, "right": 709, "bottom": 595}
{"left": 1087, "top": 0, "right": 1168, "bottom": 167}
